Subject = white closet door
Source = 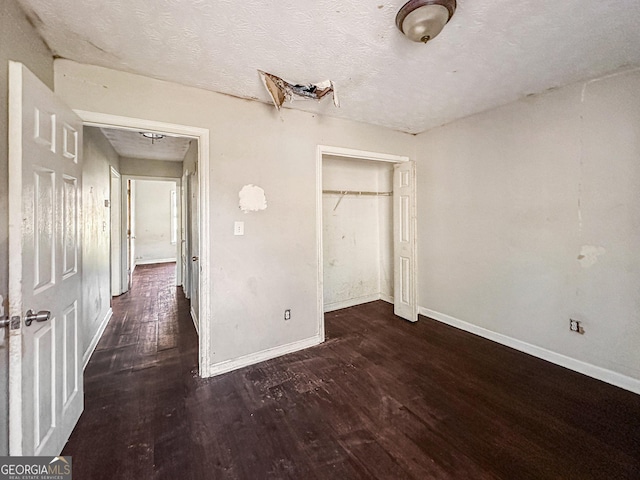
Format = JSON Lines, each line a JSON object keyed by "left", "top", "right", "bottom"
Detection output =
{"left": 393, "top": 161, "right": 417, "bottom": 322}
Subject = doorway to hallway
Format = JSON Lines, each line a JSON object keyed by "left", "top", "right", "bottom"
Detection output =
{"left": 79, "top": 110, "right": 212, "bottom": 378}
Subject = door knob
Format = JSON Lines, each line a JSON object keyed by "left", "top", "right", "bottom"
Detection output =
{"left": 25, "top": 310, "right": 51, "bottom": 327}
{"left": 192, "top": 256, "right": 199, "bottom": 261}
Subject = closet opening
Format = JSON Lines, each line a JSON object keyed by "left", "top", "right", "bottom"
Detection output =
{"left": 316, "top": 146, "right": 417, "bottom": 341}
{"left": 322, "top": 156, "right": 394, "bottom": 312}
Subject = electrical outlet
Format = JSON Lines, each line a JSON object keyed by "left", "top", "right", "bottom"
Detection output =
{"left": 284, "top": 309, "right": 291, "bottom": 321}
{"left": 569, "top": 319, "right": 584, "bottom": 334}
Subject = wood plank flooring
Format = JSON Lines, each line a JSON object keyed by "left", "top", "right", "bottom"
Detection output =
{"left": 63, "top": 262, "right": 640, "bottom": 479}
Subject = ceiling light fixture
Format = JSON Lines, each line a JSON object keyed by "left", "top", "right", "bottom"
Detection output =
{"left": 396, "top": 0, "right": 456, "bottom": 44}
{"left": 140, "top": 132, "right": 165, "bottom": 145}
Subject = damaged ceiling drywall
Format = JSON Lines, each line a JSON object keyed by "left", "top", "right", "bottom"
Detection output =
{"left": 259, "top": 70, "right": 339, "bottom": 110}
{"left": 16, "top": 0, "right": 640, "bottom": 134}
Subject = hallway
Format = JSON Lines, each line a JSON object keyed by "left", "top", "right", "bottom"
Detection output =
{"left": 63, "top": 263, "right": 640, "bottom": 479}
{"left": 62, "top": 263, "right": 199, "bottom": 478}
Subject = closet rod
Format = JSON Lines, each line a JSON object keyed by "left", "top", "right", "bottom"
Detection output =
{"left": 322, "top": 189, "right": 392, "bottom": 196}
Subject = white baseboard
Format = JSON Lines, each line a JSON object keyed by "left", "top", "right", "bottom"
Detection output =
{"left": 419, "top": 307, "right": 640, "bottom": 395}
{"left": 190, "top": 306, "right": 199, "bottom": 335}
{"left": 83, "top": 308, "right": 113, "bottom": 370}
{"left": 209, "top": 335, "right": 322, "bottom": 377}
{"left": 324, "top": 293, "right": 381, "bottom": 313}
{"left": 135, "top": 258, "right": 177, "bottom": 266}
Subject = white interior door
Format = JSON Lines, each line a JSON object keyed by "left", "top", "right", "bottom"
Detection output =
{"left": 110, "top": 167, "right": 122, "bottom": 295}
{"left": 189, "top": 172, "right": 200, "bottom": 326}
{"left": 181, "top": 173, "right": 191, "bottom": 298}
{"left": 126, "top": 179, "right": 136, "bottom": 290}
{"left": 8, "top": 61, "right": 84, "bottom": 455}
{"left": 393, "top": 161, "right": 418, "bottom": 322}
{"left": 173, "top": 181, "right": 182, "bottom": 287}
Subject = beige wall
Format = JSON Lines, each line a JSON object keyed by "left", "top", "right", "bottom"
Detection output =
{"left": 54, "top": 59, "right": 415, "bottom": 370}
{"left": 0, "top": 0, "right": 54, "bottom": 455}
{"left": 134, "top": 180, "right": 178, "bottom": 264}
{"left": 82, "top": 127, "right": 120, "bottom": 362}
{"left": 416, "top": 69, "right": 640, "bottom": 385}
{"left": 56, "top": 59, "right": 640, "bottom": 389}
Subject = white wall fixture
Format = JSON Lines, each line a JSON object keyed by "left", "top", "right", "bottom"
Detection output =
{"left": 396, "top": 0, "right": 457, "bottom": 43}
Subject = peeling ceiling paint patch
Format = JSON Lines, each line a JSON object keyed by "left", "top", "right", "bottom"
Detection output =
{"left": 239, "top": 184, "right": 267, "bottom": 213}
{"left": 577, "top": 245, "right": 606, "bottom": 268}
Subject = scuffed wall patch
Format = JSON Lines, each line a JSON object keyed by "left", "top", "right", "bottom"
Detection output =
{"left": 239, "top": 184, "right": 267, "bottom": 213}
{"left": 577, "top": 245, "right": 606, "bottom": 268}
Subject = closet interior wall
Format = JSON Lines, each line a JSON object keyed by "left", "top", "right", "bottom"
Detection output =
{"left": 322, "top": 155, "right": 393, "bottom": 312}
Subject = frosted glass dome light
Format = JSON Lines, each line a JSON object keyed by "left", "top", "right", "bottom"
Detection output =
{"left": 396, "top": 0, "right": 456, "bottom": 44}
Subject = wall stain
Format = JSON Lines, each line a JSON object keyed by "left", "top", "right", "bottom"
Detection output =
{"left": 578, "top": 245, "right": 606, "bottom": 268}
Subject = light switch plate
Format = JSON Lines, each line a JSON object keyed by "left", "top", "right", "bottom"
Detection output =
{"left": 234, "top": 221, "right": 244, "bottom": 236}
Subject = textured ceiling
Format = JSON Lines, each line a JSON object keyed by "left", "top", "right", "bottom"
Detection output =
{"left": 100, "top": 128, "right": 191, "bottom": 162}
{"left": 19, "top": 0, "right": 640, "bottom": 134}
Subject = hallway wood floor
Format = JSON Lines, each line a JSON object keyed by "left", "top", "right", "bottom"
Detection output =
{"left": 63, "top": 263, "right": 640, "bottom": 479}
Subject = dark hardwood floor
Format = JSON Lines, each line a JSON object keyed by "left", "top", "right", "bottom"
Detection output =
{"left": 63, "top": 262, "right": 640, "bottom": 479}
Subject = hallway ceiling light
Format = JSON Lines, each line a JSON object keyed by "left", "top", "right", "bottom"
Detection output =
{"left": 140, "top": 131, "right": 165, "bottom": 145}
{"left": 140, "top": 132, "right": 165, "bottom": 140}
{"left": 396, "top": 0, "right": 456, "bottom": 44}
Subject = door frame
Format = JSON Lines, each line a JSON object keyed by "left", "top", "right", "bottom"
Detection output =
{"left": 121, "top": 175, "right": 183, "bottom": 286}
{"left": 315, "top": 145, "right": 414, "bottom": 340}
{"left": 110, "top": 166, "right": 123, "bottom": 296}
{"left": 77, "top": 111, "right": 212, "bottom": 377}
